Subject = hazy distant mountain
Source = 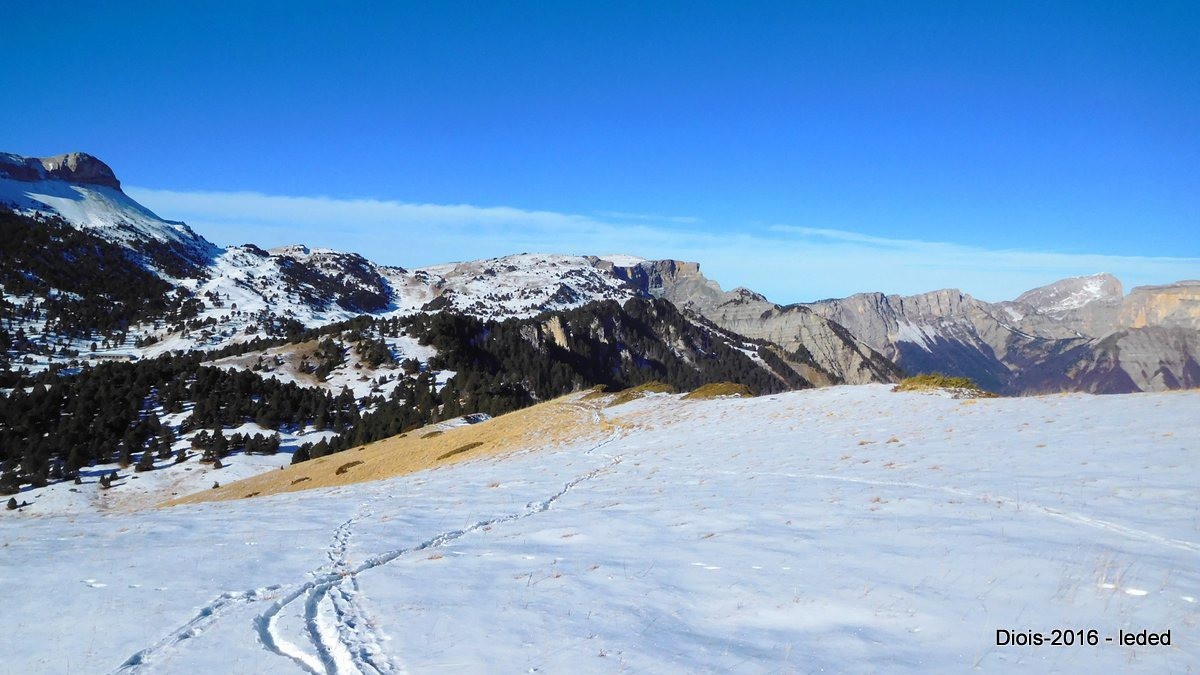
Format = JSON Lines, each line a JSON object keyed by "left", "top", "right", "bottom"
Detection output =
{"left": 803, "top": 275, "right": 1200, "bottom": 394}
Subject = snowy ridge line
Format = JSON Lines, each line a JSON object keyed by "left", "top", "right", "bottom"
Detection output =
{"left": 740, "top": 470, "right": 1200, "bottom": 555}
{"left": 111, "top": 585, "right": 284, "bottom": 674}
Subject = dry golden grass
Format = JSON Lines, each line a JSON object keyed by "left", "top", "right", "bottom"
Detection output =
{"left": 207, "top": 340, "right": 327, "bottom": 386}
{"left": 437, "top": 441, "right": 483, "bottom": 461}
{"left": 164, "top": 393, "right": 617, "bottom": 507}
{"left": 893, "top": 373, "right": 997, "bottom": 398}
{"left": 579, "top": 385, "right": 609, "bottom": 401}
{"left": 607, "top": 381, "right": 676, "bottom": 407}
{"left": 682, "top": 382, "right": 753, "bottom": 400}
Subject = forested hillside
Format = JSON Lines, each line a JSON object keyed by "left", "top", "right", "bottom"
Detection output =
{"left": 0, "top": 298, "right": 801, "bottom": 496}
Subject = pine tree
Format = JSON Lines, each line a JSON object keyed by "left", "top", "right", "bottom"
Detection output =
{"left": 117, "top": 442, "right": 132, "bottom": 468}
{"left": 212, "top": 429, "right": 228, "bottom": 458}
{"left": 135, "top": 450, "right": 154, "bottom": 473}
{"left": 0, "top": 470, "right": 19, "bottom": 495}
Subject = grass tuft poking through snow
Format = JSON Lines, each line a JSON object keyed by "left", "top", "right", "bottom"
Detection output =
{"left": 683, "top": 382, "right": 754, "bottom": 399}
{"left": 893, "top": 372, "right": 996, "bottom": 397}
{"left": 607, "top": 380, "right": 677, "bottom": 406}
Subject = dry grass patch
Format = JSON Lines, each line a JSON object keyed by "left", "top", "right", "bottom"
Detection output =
{"left": 579, "top": 385, "right": 609, "bottom": 401}
{"left": 893, "top": 373, "right": 997, "bottom": 398}
{"left": 207, "top": 339, "right": 326, "bottom": 386}
{"left": 438, "top": 442, "right": 484, "bottom": 461}
{"left": 165, "top": 393, "right": 618, "bottom": 506}
{"left": 335, "top": 460, "right": 364, "bottom": 475}
{"left": 607, "top": 381, "right": 676, "bottom": 407}
{"left": 682, "top": 382, "right": 753, "bottom": 400}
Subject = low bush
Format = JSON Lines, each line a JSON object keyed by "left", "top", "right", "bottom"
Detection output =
{"left": 683, "top": 382, "right": 753, "bottom": 400}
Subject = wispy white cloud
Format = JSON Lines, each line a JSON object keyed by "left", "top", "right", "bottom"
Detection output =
{"left": 127, "top": 186, "right": 1199, "bottom": 303}
{"left": 594, "top": 210, "right": 703, "bottom": 225}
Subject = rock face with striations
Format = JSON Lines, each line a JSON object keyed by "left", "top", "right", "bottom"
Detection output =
{"left": 593, "top": 257, "right": 901, "bottom": 386}
{"left": 1118, "top": 281, "right": 1200, "bottom": 331}
{"left": 803, "top": 274, "right": 1200, "bottom": 394}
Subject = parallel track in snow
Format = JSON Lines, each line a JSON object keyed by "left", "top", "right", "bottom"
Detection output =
{"left": 111, "top": 424, "right": 627, "bottom": 675}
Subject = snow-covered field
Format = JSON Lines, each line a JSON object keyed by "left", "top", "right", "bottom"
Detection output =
{"left": 2, "top": 385, "right": 1198, "bottom": 673}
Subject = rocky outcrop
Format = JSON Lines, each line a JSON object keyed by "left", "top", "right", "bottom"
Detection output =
{"left": 1010, "top": 273, "right": 1124, "bottom": 337}
{"left": 1015, "top": 273, "right": 1123, "bottom": 314}
{"left": 1119, "top": 281, "right": 1200, "bottom": 331}
{"left": 594, "top": 258, "right": 901, "bottom": 386}
{"left": 38, "top": 153, "right": 122, "bottom": 189}
{"left": 0, "top": 152, "right": 121, "bottom": 189}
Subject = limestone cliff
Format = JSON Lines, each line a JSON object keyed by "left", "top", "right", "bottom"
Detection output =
{"left": 591, "top": 258, "right": 901, "bottom": 385}
{"left": 804, "top": 274, "right": 1200, "bottom": 394}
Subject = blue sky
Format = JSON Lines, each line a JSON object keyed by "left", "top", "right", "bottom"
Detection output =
{"left": 2, "top": 2, "right": 1197, "bottom": 301}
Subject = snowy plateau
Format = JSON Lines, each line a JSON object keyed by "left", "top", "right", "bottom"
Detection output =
{"left": 3, "top": 385, "right": 1198, "bottom": 673}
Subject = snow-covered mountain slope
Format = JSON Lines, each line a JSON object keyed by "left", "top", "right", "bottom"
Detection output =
{"left": 2, "top": 150, "right": 901, "bottom": 393}
{"left": 3, "top": 385, "right": 1197, "bottom": 672}
{"left": 1, "top": 152, "right": 219, "bottom": 273}
{"left": 416, "top": 253, "right": 637, "bottom": 316}
{"left": 1, "top": 153, "right": 879, "bottom": 396}
{"left": 6, "top": 149, "right": 1197, "bottom": 395}
{"left": 1, "top": 153, "right": 661, "bottom": 365}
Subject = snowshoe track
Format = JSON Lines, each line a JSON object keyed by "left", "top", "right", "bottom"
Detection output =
{"left": 112, "top": 436, "right": 624, "bottom": 675}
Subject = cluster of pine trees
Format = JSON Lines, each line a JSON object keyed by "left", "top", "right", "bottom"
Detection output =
{"left": 0, "top": 353, "right": 359, "bottom": 492}
{"left": 0, "top": 208, "right": 201, "bottom": 337}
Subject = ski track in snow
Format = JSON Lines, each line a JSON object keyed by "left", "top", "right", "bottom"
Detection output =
{"left": 111, "top": 431, "right": 626, "bottom": 675}
{"left": 112, "top": 585, "right": 284, "bottom": 673}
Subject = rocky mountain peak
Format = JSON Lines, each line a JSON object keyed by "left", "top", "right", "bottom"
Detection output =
{"left": 38, "top": 152, "right": 122, "bottom": 189}
{"left": 0, "top": 151, "right": 121, "bottom": 189}
{"left": 1015, "top": 273, "right": 1123, "bottom": 314}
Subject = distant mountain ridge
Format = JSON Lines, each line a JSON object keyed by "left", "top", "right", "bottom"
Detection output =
{"left": 1, "top": 151, "right": 898, "bottom": 390}
{"left": 803, "top": 275, "right": 1200, "bottom": 394}
{"left": 3, "top": 150, "right": 1197, "bottom": 394}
